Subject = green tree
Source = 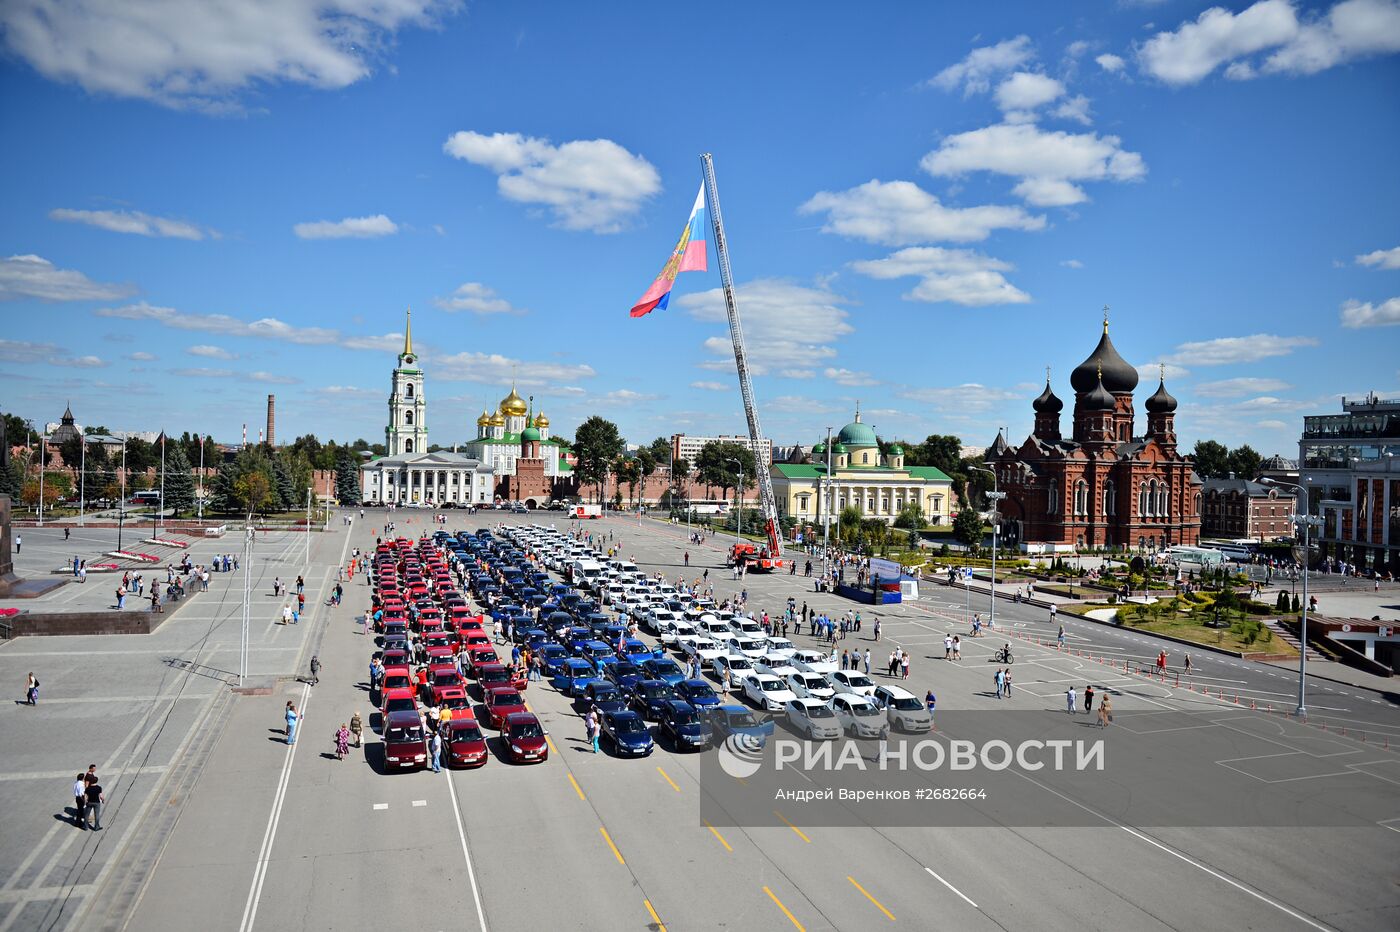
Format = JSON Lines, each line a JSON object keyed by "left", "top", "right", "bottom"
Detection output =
{"left": 953, "top": 507, "right": 984, "bottom": 549}
{"left": 163, "top": 444, "right": 196, "bottom": 516}
{"left": 1192, "top": 439, "right": 1230, "bottom": 479}
{"left": 125, "top": 437, "right": 156, "bottom": 472}
{"left": 1227, "top": 444, "right": 1263, "bottom": 480}
{"left": 894, "top": 502, "right": 924, "bottom": 530}
{"left": 573, "top": 416, "right": 625, "bottom": 504}
{"left": 617, "top": 457, "right": 642, "bottom": 508}
{"left": 234, "top": 470, "right": 272, "bottom": 516}
{"left": 57, "top": 434, "right": 85, "bottom": 484}
{"left": 646, "top": 436, "right": 672, "bottom": 463}
{"left": 910, "top": 434, "right": 963, "bottom": 474}
{"left": 636, "top": 448, "right": 657, "bottom": 504}
{"left": 335, "top": 450, "right": 361, "bottom": 505}
{"left": 270, "top": 455, "right": 296, "bottom": 511}
{"left": 695, "top": 440, "right": 756, "bottom": 505}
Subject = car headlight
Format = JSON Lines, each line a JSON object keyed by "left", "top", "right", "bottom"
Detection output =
{"left": 511, "top": 744, "right": 524, "bottom": 753}
{"left": 388, "top": 756, "right": 399, "bottom": 762}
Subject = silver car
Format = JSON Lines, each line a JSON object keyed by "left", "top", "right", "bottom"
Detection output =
{"left": 785, "top": 699, "right": 842, "bottom": 741}
{"left": 831, "top": 694, "right": 884, "bottom": 737}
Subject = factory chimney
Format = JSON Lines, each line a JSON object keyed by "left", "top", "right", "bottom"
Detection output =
{"left": 266, "top": 394, "right": 276, "bottom": 447}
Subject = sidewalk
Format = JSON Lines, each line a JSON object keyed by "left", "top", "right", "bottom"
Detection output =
{"left": 1257, "top": 657, "right": 1396, "bottom": 695}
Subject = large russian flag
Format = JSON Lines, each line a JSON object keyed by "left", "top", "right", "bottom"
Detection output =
{"left": 629, "top": 184, "right": 708, "bottom": 318}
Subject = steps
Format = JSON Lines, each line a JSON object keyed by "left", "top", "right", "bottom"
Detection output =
{"left": 1264, "top": 619, "right": 1326, "bottom": 661}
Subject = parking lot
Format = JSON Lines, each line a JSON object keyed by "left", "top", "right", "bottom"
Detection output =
{"left": 7, "top": 509, "right": 1395, "bottom": 932}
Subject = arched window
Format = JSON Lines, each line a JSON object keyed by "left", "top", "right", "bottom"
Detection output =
{"left": 861, "top": 452, "right": 868, "bottom": 464}
{"left": 405, "top": 439, "right": 414, "bottom": 453}
{"left": 1149, "top": 480, "right": 1158, "bottom": 516}
{"left": 1103, "top": 480, "right": 1115, "bottom": 515}
{"left": 405, "top": 410, "right": 414, "bottom": 425}
{"left": 1048, "top": 480, "right": 1059, "bottom": 514}
{"left": 1074, "top": 480, "right": 1088, "bottom": 516}
{"left": 1157, "top": 483, "right": 1168, "bottom": 516}
{"left": 406, "top": 383, "right": 414, "bottom": 398}
{"left": 1139, "top": 482, "right": 1148, "bottom": 516}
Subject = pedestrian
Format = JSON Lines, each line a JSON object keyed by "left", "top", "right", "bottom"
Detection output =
{"left": 1066, "top": 686, "right": 1077, "bottom": 713}
{"left": 281, "top": 604, "right": 293, "bottom": 626}
{"left": 901, "top": 653, "right": 911, "bottom": 680}
{"left": 1084, "top": 685, "right": 1095, "bottom": 714}
{"left": 925, "top": 690, "right": 936, "bottom": 720}
{"left": 943, "top": 634, "right": 953, "bottom": 659}
{"left": 586, "top": 709, "right": 600, "bottom": 753}
{"left": 952, "top": 635, "right": 962, "bottom": 661}
{"left": 296, "top": 575, "right": 305, "bottom": 595}
{"left": 285, "top": 703, "right": 300, "bottom": 745}
{"left": 1003, "top": 668, "right": 1012, "bottom": 696}
{"left": 1098, "top": 695, "right": 1112, "bottom": 728}
{"left": 308, "top": 655, "right": 320, "bottom": 686}
{"left": 350, "top": 711, "right": 363, "bottom": 748}
{"left": 429, "top": 729, "right": 441, "bottom": 773}
{"left": 84, "top": 777, "right": 104, "bottom": 830}
{"left": 875, "top": 723, "right": 889, "bottom": 763}
{"left": 873, "top": 619, "right": 881, "bottom": 642}
{"left": 841, "top": 650, "right": 849, "bottom": 670}
{"left": 25, "top": 672, "right": 39, "bottom": 706}
{"left": 14, "top": 533, "right": 20, "bottom": 553}
{"left": 73, "top": 772, "right": 88, "bottom": 828}
{"left": 1049, "top": 603, "right": 1057, "bottom": 623}
{"left": 1183, "top": 654, "right": 1192, "bottom": 675}
{"left": 335, "top": 723, "right": 350, "bottom": 760}
{"left": 994, "top": 668, "right": 1005, "bottom": 699}
{"left": 1057, "top": 626, "right": 1066, "bottom": 650}
{"left": 863, "top": 649, "right": 871, "bottom": 674}
{"left": 115, "top": 586, "right": 126, "bottom": 610}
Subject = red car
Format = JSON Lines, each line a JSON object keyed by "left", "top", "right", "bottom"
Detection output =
{"left": 437, "top": 687, "right": 471, "bottom": 716}
{"left": 428, "top": 669, "right": 466, "bottom": 705}
{"left": 423, "top": 645, "right": 455, "bottom": 668}
{"left": 380, "top": 649, "right": 410, "bottom": 671}
{"left": 446, "top": 716, "right": 489, "bottom": 768}
{"left": 379, "top": 685, "right": 418, "bottom": 723}
{"left": 461, "top": 633, "right": 492, "bottom": 651}
{"left": 380, "top": 665, "right": 413, "bottom": 694}
{"left": 482, "top": 686, "right": 527, "bottom": 728}
{"left": 467, "top": 649, "right": 500, "bottom": 677}
{"left": 382, "top": 709, "right": 427, "bottom": 771}
{"left": 504, "top": 712, "right": 548, "bottom": 764}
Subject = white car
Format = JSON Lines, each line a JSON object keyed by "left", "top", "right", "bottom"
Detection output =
{"left": 712, "top": 653, "right": 755, "bottom": 684}
{"left": 792, "top": 652, "right": 838, "bottom": 676}
{"left": 742, "top": 673, "right": 798, "bottom": 713}
{"left": 603, "top": 584, "right": 626, "bottom": 606}
{"left": 831, "top": 694, "right": 884, "bottom": 738}
{"left": 665, "top": 620, "right": 699, "bottom": 650}
{"left": 700, "top": 619, "right": 732, "bottom": 641}
{"left": 786, "top": 671, "right": 835, "bottom": 701}
{"left": 827, "top": 669, "right": 878, "bottom": 697}
{"left": 872, "top": 685, "right": 932, "bottom": 733}
{"left": 645, "top": 609, "right": 679, "bottom": 637}
{"left": 728, "top": 617, "right": 765, "bottom": 638}
{"left": 755, "top": 654, "right": 798, "bottom": 679}
{"left": 681, "top": 637, "right": 727, "bottom": 669}
{"left": 764, "top": 636, "right": 797, "bottom": 659}
{"left": 785, "top": 698, "right": 842, "bottom": 741}
{"left": 726, "top": 636, "right": 769, "bottom": 660}
{"left": 656, "top": 585, "right": 678, "bottom": 599}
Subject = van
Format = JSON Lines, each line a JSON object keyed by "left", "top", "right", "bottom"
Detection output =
{"left": 569, "top": 560, "right": 604, "bottom": 588}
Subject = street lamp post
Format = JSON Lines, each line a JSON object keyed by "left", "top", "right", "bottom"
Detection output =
{"left": 1261, "top": 477, "right": 1322, "bottom": 719}
{"left": 821, "top": 426, "right": 834, "bottom": 579}
{"left": 37, "top": 435, "right": 46, "bottom": 527}
{"left": 726, "top": 457, "right": 745, "bottom": 542}
{"left": 972, "top": 466, "right": 1006, "bottom": 630}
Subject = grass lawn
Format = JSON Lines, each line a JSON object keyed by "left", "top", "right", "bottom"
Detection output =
{"left": 1121, "top": 612, "right": 1298, "bottom": 656}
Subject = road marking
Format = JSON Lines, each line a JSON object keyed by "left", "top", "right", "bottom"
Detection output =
{"left": 644, "top": 899, "right": 667, "bottom": 931}
{"left": 924, "top": 867, "right": 978, "bottom": 908}
{"left": 848, "top": 876, "right": 896, "bottom": 920}
{"left": 704, "top": 821, "right": 732, "bottom": 852}
{"left": 567, "top": 773, "right": 587, "bottom": 800}
{"left": 600, "top": 826, "right": 626, "bottom": 865}
{"left": 238, "top": 680, "right": 310, "bottom": 932}
{"left": 763, "top": 886, "right": 805, "bottom": 932}
{"left": 442, "top": 759, "right": 489, "bottom": 932}
{"left": 656, "top": 766, "right": 680, "bottom": 792}
{"left": 372, "top": 803, "right": 388, "bottom": 810}
{"left": 773, "top": 810, "right": 811, "bottom": 843}
{"left": 411, "top": 799, "right": 427, "bottom": 807}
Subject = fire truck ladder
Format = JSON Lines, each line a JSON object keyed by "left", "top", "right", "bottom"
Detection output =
{"left": 700, "top": 153, "right": 783, "bottom": 561}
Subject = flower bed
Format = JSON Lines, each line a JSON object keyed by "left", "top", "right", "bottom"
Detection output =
{"left": 106, "top": 551, "right": 160, "bottom": 563}
{"left": 144, "top": 537, "right": 190, "bottom": 548}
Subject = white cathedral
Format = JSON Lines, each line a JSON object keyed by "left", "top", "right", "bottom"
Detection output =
{"left": 359, "top": 310, "right": 495, "bottom": 506}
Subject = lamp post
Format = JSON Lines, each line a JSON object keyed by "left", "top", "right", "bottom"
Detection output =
{"left": 821, "top": 426, "right": 834, "bottom": 579}
{"left": 117, "top": 433, "right": 127, "bottom": 554}
{"left": 726, "top": 457, "right": 745, "bottom": 543}
{"left": 1261, "top": 477, "right": 1322, "bottom": 719}
{"left": 78, "top": 434, "right": 86, "bottom": 527}
{"left": 37, "top": 434, "right": 46, "bottom": 527}
{"left": 972, "top": 466, "right": 1006, "bottom": 630}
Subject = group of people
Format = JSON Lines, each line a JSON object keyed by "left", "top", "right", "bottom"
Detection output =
{"left": 70, "top": 765, "right": 105, "bottom": 831}
{"left": 1066, "top": 685, "right": 1113, "bottom": 725}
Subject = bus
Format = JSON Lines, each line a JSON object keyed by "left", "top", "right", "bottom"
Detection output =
{"left": 130, "top": 491, "right": 161, "bottom": 506}
{"left": 683, "top": 500, "right": 730, "bottom": 516}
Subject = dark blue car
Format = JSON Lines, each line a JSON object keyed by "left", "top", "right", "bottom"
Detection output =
{"left": 658, "top": 700, "right": 712, "bottom": 751}
{"left": 605, "top": 661, "right": 645, "bottom": 692}
{"left": 538, "top": 643, "right": 570, "bottom": 677}
{"left": 675, "top": 678, "right": 721, "bottom": 711}
{"left": 702, "top": 704, "right": 775, "bottom": 745}
{"left": 551, "top": 658, "right": 601, "bottom": 697}
{"left": 601, "top": 710, "right": 654, "bottom": 757}
{"left": 641, "top": 656, "right": 685, "bottom": 685}
{"left": 581, "top": 681, "right": 629, "bottom": 715}
{"left": 629, "top": 679, "right": 678, "bottom": 720}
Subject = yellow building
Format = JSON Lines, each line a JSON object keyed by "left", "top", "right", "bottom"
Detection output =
{"left": 771, "top": 409, "right": 953, "bottom": 526}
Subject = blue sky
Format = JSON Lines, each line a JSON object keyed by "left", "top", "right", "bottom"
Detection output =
{"left": 2, "top": 0, "right": 1398, "bottom": 457}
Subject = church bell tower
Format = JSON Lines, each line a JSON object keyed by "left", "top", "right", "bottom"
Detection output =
{"left": 386, "top": 308, "right": 427, "bottom": 455}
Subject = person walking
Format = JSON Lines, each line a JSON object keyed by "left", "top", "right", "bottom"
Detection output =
{"left": 84, "top": 777, "right": 105, "bottom": 830}
{"left": 943, "top": 634, "right": 953, "bottom": 660}
{"left": 335, "top": 724, "right": 350, "bottom": 760}
{"left": 73, "top": 773, "right": 88, "bottom": 828}
{"left": 1183, "top": 654, "right": 1193, "bottom": 676}
{"left": 952, "top": 635, "right": 962, "bottom": 661}
{"left": 1057, "top": 625, "right": 1066, "bottom": 650}
{"left": 285, "top": 703, "right": 300, "bottom": 745}
{"left": 350, "top": 711, "right": 364, "bottom": 748}
{"left": 428, "top": 729, "right": 442, "bottom": 773}
{"left": 1084, "top": 685, "right": 1095, "bottom": 714}
{"left": 862, "top": 649, "right": 872, "bottom": 674}
{"left": 873, "top": 619, "right": 881, "bottom": 642}
{"left": 308, "top": 655, "right": 321, "bottom": 686}
{"left": 994, "top": 668, "right": 1005, "bottom": 699}
{"left": 1003, "top": 668, "right": 1012, "bottom": 697}
{"left": 14, "top": 533, "right": 20, "bottom": 553}
{"left": 901, "top": 652, "right": 911, "bottom": 680}
{"left": 586, "top": 709, "right": 600, "bottom": 754}
{"left": 1098, "top": 695, "right": 1113, "bottom": 728}
{"left": 115, "top": 586, "right": 126, "bottom": 610}
{"left": 25, "top": 672, "right": 39, "bottom": 706}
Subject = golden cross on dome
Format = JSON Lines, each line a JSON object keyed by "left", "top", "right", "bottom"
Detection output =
{"left": 1045, "top": 365, "right": 1051, "bottom": 383}
{"left": 1102, "top": 304, "right": 1110, "bottom": 333}
{"left": 1159, "top": 362, "right": 1166, "bottom": 381}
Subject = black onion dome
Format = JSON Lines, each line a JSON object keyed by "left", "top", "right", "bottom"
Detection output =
{"left": 1070, "top": 326, "right": 1139, "bottom": 395}
{"left": 1084, "top": 373, "right": 1117, "bottom": 411}
{"left": 1032, "top": 380, "right": 1063, "bottom": 414}
{"left": 1145, "top": 378, "right": 1177, "bottom": 414}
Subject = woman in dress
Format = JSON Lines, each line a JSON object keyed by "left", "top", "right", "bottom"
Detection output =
{"left": 335, "top": 723, "right": 350, "bottom": 760}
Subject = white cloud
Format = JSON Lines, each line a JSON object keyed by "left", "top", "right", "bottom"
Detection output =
{"left": 94, "top": 301, "right": 403, "bottom": 351}
{"left": 1356, "top": 246, "right": 1400, "bottom": 269}
{"left": 690, "top": 381, "right": 729, "bottom": 391}
{"left": 172, "top": 366, "right": 299, "bottom": 384}
{"left": 1096, "top": 53, "right": 1127, "bottom": 72}
{"left": 428, "top": 350, "right": 596, "bottom": 386}
{"left": 679, "top": 279, "right": 852, "bottom": 376}
{"left": 1061, "top": 259, "right": 1085, "bottom": 269}
{"left": 897, "top": 383, "right": 1024, "bottom": 413}
{"left": 0, "top": 339, "right": 61, "bottom": 362}
{"left": 0, "top": 0, "right": 454, "bottom": 111}
{"left": 798, "top": 179, "right": 1045, "bottom": 246}
{"left": 922, "top": 123, "right": 1146, "bottom": 207}
{"left": 995, "top": 71, "right": 1065, "bottom": 111}
{"left": 125, "top": 351, "right": 157, "bottom": 361}
{"left": 823, "top": 367, "right": 879, "bottom": 387}
{"left": 310, "top": 385, "right": 379, "bottom": 397}
{"left": 603, "top": 389, "right": 658, "bottom": 404}
{"left": 443, "top": 130, "right": 660, "bottom": 233}
{"left": 1194, "top": 376, "right": 1292, "bottom": 397}
{"left": 1066, "top": 40, "right": 1093, "bottom": 58}
{"left": 1138, "top": 0, "right": 1400, "bottom": 85}
{"left": 188, "top": 344, "right": 237, "bottom": 360}
{"left": 930, "top": 35, "right": 1035, "bottom": 95}
{"left": 49, "top": 354, "right": 106, "bottom": 368}
{"left": 1137, "top": 361, "right": 1192, "bottom": 381}
{"left": 1052, "top": 94, "right": 1093, "bottom": 125}
{"left": 292, "top": 214, "right": 398, "bottom": 239}
{"left": 850, "top": 247, "right": 1030, "bottom": 306}
{"left": 49, "top": 207, "right": 215, "bottom": 240}
{"left": 433, "top": 282, "right": 524, "bottom": 315}
{"left": 1163, "top": 333, "right": 1318, "bottom": 365}
{"left": 1340, "top": 297, "right": 1400, "bottom": 327}
{"left": 0, "top": 254, "right": 135, "bottom": 302}
{"left": 248, "top": 371, "right": 299, "bottom": 384}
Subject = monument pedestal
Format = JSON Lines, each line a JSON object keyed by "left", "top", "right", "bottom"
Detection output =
{"left": 0, "top": 495, "right": 68, "bottom": 598}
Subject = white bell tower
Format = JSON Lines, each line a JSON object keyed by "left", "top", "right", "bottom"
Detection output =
{"left": 386, "top": 307, "right": 427, "bottom": 455}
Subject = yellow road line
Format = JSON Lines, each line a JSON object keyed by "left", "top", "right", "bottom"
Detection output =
{"left": 848, "top": 875, "right": 896, "bottom": 921}
{"left": 656, "top": 766, "right": 680, "bottom": 792}
{"left": 600, "top": 826, "right": 626, "bottom": 865}
{"left": 763, "top": 886, "right": 806, "bottom": 932}
{"left": 644, "top": 899, "right": 667, "bottom": 931}
{"left": 773, "top": 810, "right": 811, "bottom": 843}
{"left": 546, "top": 735, "right": 559, "bottom": 756}
{"left": 704, "top": 821, "right": 733, "bottom": 852}
{"left": 567, "top": 772, "right": 586, "bottom": 801}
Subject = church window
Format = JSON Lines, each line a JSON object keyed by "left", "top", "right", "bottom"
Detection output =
{"left": 1157, "top": 483, "right": 1168, "bottom": 516}
{"left": 405, "top": 439, "right": 414, "bottom": 453}
{"left": 1139, "top": 482, "right": 1148, "bottom": 515}
{"left": 405, "top": 410, "right": 414, "bottom": 426}
{"left": 1074, "top": 480, "right": 1088, "bottom": 516}
{"left": 1104, "top": 480, "right": 1115, "bottom": 515}
{"left": 406, "top": 383, "right": 414, "bottom": 398}
{"left": 1048, "top": 480, "right": 1059, "bottom": 514}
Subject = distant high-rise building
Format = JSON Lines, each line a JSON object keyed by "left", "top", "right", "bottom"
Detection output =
{"left": 671, "top": 433, "right": 772, "bottom": 469}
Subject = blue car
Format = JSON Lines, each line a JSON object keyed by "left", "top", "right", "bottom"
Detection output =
{"left": 629, "top": 679, "right": 679, "bottom": 720}
{"left": 640, "top": 656, "right": 686, "bottom": 686}
{"left": 605, "top": 661, "right": 646, "bottom": 692}
{"left": 538, "top": 643, "right": 571, "bottom": 677}
{"left": 702, "top": 704, "right": 775, "bottom": 745}
{"left": 675, "top": 678, "right": 721, "bottom": 711}
{"left": 658, "top": 700, "right": 713, "bottom": 751}
{"left": 581, "top": 681, "right": 629, "bottom": 715}
{"left": 601, "top": 710, "right": 655, "bottom": 757}
{"left": 580, "top": 640, "right": 614, "bottom": 668}
{"left": 551, "top": 658, "right": 602, "bottom": 697}
{"left": 618, "top": 638, "right": 655, "bottom": 663}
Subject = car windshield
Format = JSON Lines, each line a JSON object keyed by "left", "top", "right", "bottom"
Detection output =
{"left": 614, "top": 717, "right": 647, "bottom": 734}
{"left": 726, "top": 711, "right": 759, "bottom": 728}
{"left": 852, "top": 704, "right": 879, "bottom": 717}
{"left": 384, "top": 676, "right": 410, "bottom": 690}
{"left": 510, "top": 723, "right": 544, "bottom": 739}
{"left": 491, "top": 693, "right": 520, "bottom": 706}
{"left": 592, "top": 687, "right": 619, "bottom": 700}
{"left": 482, "top": 672, "right": 509, "bottom": 684}
{"left": 806, "top": 704, "right": 835, "bottom": 718}
{"left": 670, "top": 709, "right": 699, "bottom": 726}
{"left": 728, "top": 658, "right": 751, "bottom": 669}
{"left": 760, "top": 681, "right": 783, "bottom": 692}
{"left": 385, "top": 726, "right": 423, "bottom": 742}
{"left": 384, "top": 698, "right": 415, "bottom": 714}
{"left": 643, "top": 684, "right": 675, "bottom": 699}
{"left": 892, "top": 697, "right": 923, "bottom": 711}
{"left": 846, "top": 675, "right": 872, "bottom": 687}
{"left": 452, "top": 725, "right": 483, "bottom": 742}
{"left": 649, "top": 661, "right": 680, "bottom": 674}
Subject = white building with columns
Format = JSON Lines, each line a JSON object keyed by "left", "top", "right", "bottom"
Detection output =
{"left": 360, "top": 311, "right": 494, "bottom": 505}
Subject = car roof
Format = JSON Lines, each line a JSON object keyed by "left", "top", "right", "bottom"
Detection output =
{"left": 384, "top": 709, "right": 422, "bottom": 726}
{"left": 661, "top": 699, "right": 693, "bottom": 714}
{"left": 878, "top": 684, "right": 917, "bottom": 699}
{"left": 605, "top": 709, "right": 642, "bottom": 721}
{"left": 504, "top": 711, "right": 538, "bottom": 725}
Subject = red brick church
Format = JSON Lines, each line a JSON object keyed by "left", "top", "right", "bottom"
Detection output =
{"left": 987, "top": 319, "right": 1202, "bottom": 552}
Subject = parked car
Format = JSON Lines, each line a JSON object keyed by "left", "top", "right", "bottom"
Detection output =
{"left": 628, "top": 679, "right": 679, "bottom": 720}
{"left": 831, "top": 694, "right": 884, "bottom": 738}
{"left": 445, "top": 717, "right": 489, "bottom": 768}
{"left": 871, "top": 685, "right": 932, "bottom": 733}
{"left": 827, "top": 669, "right": 878, "bottom": 697}
{"left": 657, "top": 699, "right": 712, "bottom": 751}
{"left": 741, "top": 673, "right": 798, "bottom": 713}
{"left": 785, "top": 698, "right": 842, "bottom": 740}
{"left": 503, "top": 712, "right": 549, "bottom": 764}
{"left": 382, "top": 709, "right": 428, "bottom": 771}
{"left": 600, "top": 710, "right": 655, "bottom": 757}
